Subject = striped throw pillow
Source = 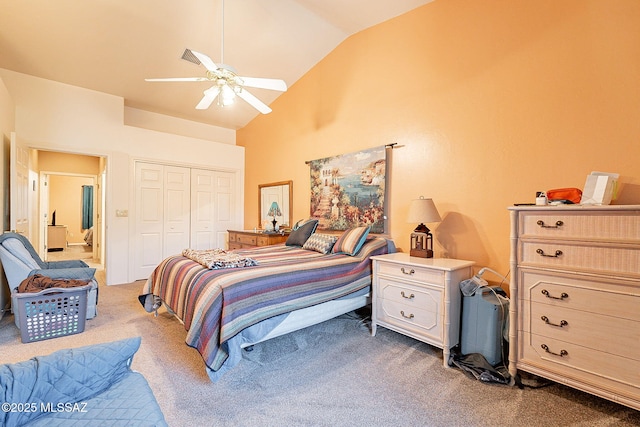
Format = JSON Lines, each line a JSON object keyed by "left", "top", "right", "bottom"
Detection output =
{"left": 331, "top": 226, "right": 371, "bottom": 256}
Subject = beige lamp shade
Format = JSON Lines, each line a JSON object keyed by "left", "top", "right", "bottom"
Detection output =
{"left": 407, "top": 197, "right": 441, "bottom": 230}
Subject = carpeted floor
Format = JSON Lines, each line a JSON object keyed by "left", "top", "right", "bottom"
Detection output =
{"left": 1, "top": 281, "right": 638, "bottom": 427}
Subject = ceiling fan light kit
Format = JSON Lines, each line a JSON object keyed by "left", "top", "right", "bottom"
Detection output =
{"left": 145, "top": 0, "right": 287, "bottom": 114}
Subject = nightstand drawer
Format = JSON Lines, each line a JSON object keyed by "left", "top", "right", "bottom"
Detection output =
{"left": 377, "top": 299, "right": 442, "bottom": 342}
{"left": 377, "top": 261, "right": 444, "bottom": 285}
{"left": 378, "top": 278, "right": 441, "bottom": 313}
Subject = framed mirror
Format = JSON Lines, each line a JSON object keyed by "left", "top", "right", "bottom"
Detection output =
{"left": 259, "top": 181, "right": 293, "bottom": 231}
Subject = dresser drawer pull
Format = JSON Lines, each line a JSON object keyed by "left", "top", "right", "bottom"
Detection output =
{"left": 536, "top": 220, "right": 564, "bottom": 229}
{"left": 541, "top": 316, "right": 568, "bottom": 328}
{"left": 541, "top": 344, "right": 568, "bottom": 357}
{"left": 536, "top": 248, "right": 563, "bottom": 258}
{"left": 541, "top": 289, "right": 569, "bottom": 300}
{"left": 400, "top": 310, "right": 414, "bottom": 320}
{"left": 400, "top": 267, "right": 415, "bottom": 275}
{"left": 400, "top": 291, "right": 415, "bottom": 300}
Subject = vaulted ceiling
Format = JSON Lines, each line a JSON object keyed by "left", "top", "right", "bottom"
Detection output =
{"left": 0, "top": 0, "right": 433, "bottom": 130}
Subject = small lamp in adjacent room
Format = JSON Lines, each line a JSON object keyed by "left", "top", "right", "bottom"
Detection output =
{"left": 267, "top": 201, "right": 282, "bottom": 232}
{"left": 407, "top": 196, "right": 441, "bottom": 258}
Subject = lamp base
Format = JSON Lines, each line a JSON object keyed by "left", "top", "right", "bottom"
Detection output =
{"left": 410, "top": 231, "right": 434, "bottom": 258}
{"left": 410, "top": 248, "right": 434, "bottom": 258}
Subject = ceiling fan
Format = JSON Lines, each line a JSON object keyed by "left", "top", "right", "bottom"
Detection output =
{"left": 145, "top": 0, "right": 287, "bottom": 114}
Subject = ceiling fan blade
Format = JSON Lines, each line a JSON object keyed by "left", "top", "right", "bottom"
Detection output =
{"left": 190, "top": 50, "right": 218, "bottom": 72}
{"left": 145, "top": 77, "right": 209, "bottom": 82}
{"left": 196, "top": 87, "right": 220, "bottom": 110}
{"left": 239, "top": 77, "right": 287, "bottom": 92}
{"left": 237, "top": 88, "right": 272, "bottom": 114}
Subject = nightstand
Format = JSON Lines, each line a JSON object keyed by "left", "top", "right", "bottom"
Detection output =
{"left": 371, "top": 253, "right": 475, "bottom": 367}
{"left": 228, "top": 230, "right": 289, "bottom": 249}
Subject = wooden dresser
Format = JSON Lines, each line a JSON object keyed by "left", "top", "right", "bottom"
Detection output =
{"left": 228, "top": 230, "right": 289, "bottom": 250}
{"left": 508, "top": 205, "right": 640, "bottom": 410}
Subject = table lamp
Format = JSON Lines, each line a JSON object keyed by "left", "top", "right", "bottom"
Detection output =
{"left": 407, "top": 196, "right": 441, "bottom": 258}
{"left": 267, "top": 201, "right": 282, "bottom": 231}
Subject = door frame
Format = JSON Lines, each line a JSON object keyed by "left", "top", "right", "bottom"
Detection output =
{"left": 39, "top": 171, "right": 100, "bottom": 261}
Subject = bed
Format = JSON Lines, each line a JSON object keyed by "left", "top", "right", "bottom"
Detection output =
{"left": 139, "top": 231, "right": 394, "bottom": 381}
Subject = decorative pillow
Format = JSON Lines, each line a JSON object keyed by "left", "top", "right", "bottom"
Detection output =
{"left": 292, "top": 218, "right": 315, "bottom": 230}
{"left": 331, "top": 226, "right": 371, "bottom": 256}
{"left": 302, "top": 233, "right": 338, "bottom": 254}
{"left": 286, "top": 219, "right": 319, "bottom": 246}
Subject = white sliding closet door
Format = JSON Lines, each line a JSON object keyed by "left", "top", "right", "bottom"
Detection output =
{"left": 134, "top": 163, "right": 190, "bottom": 279}
{"left": 190, "top": 169, "right": 235, "bottom": 250}
{"left": 135, "top": 163, "right": 164, "bottom": 279}
{"left": 163, "top": 166, "right": 191, "bottom": 258}
{"left": 214, "top": 171, "right": 235, "bottom": 249}
{"left": 134, "top": 162, "right": 236, "bottom": 280}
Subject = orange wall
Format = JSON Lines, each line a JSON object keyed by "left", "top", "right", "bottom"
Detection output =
{"left": 38, "top": 151, "right": 100, "bottom": 175}
{"left": 237, "top": 0, "right": 640, "bottom": 282}
{"left": 48, "top": 175, "right": 94, "bottom": 244}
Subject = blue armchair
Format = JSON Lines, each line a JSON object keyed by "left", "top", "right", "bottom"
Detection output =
{"left": 0, "top": 232, "right": 98, "bottom": 326}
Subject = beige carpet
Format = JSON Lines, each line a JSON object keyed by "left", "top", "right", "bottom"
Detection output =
{"left": 1, "top": 281, "right": 639, "bottom": 427}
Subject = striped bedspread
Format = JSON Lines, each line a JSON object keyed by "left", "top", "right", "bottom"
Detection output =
{"left": 139, "top": 236, "right": 389, "bottom": 374}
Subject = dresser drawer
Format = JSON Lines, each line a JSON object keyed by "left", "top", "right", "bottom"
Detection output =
{"left": 236, "top": 234, "right": 257, "bottom": 246}
{"left": 519, "top": 241, "right": 640, "bottom": 278}
{"left": 257, "top": 235, "right": 271, "bottom": 246}
{"left": 376, "top": 261, "right": 445, "bottom": 285}
{"left": 520, "top": 333, "right": 640, "bottom": 393}
{"left": 519, "top": 210, "right": 640, "bottom": 242}
{"left": 519, "top": 269, "right": 640, "bottom": 321}
{"left": 525, "top": 302, "right": 640, "bottom": 361}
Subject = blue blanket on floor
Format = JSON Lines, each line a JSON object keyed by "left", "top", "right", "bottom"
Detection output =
{"left": 0, "top": 337, "right": 167, "bottom": 427}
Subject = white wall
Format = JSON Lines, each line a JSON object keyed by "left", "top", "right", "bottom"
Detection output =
{"left": 124, "top": 107, "right": 236, "bottom": 144}
{"left": 0, "top": 76, "right": 16, "bottom": 313}
{"left": 0, "top": 68, "right": 244, "bottom": 285}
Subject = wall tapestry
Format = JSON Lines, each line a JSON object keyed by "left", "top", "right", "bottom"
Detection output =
{"left": 309, "top": 146, "right": 387, "bottom": 233}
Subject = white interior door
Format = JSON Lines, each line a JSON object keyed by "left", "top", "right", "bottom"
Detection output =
{"left": 214, "top": 172, "right": 235, "bottom": 249}
{"left": 134, "top": 162, "right": 234, "bottom": 279}
{"left": 9, "top": 133, "right": 29, "bottom": 237}
{"left": 163, "top": 166, "right": 190, "bottom": 258}
{"left": 191, "top": 169, "right": 217, "bottom": 250}
{"left": 95, "top": 170, "right": 106, "bottom": 263}
{"left": 134, "top": 162, "right": 164, "bottom": 279}
{"left": 190, "top": 169, "right": 235, "bottom": 250}
{"left": 39, "top": 174, "right": 50, "bottom": 255}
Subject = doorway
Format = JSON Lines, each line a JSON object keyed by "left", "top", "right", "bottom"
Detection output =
{"left": 37, "top": 151, "right": 106, "bottom": 285}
